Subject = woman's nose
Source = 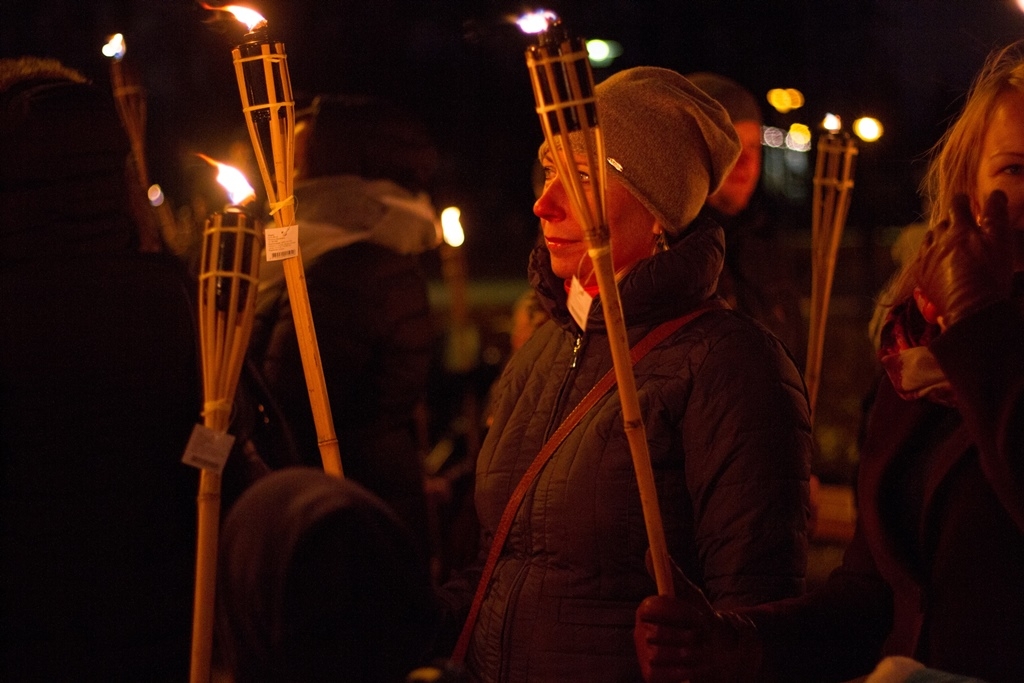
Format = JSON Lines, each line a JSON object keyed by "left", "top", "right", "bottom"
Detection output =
{"left": 534, "top": 179, "right": 567, "bottom": 222}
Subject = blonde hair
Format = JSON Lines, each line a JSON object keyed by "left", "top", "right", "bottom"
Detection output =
{"left": 871, "top": 40, "right": 1024, "bottom": 348}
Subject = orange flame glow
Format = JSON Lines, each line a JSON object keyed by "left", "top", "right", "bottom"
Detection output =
{"left": 202, "top": 4, "right": 267, "bottom": 33}
{"left": 822, "top": 113, "right": 842, "bottom": 133}
{"left": 102, "top": 33, "right": 126, "bottom": 61}
{"left": 516, "top": 9, "right": 558, "bottom": 34}
{"left": 198, "top": 154, "right": 256, "bottom": 207}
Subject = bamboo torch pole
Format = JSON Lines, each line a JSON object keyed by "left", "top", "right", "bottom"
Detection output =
{"left": 187, "top": 159, "right": 261, "bottom": 682}
{"left": 217, "top": 5, "right": 343, "bottom": 477}
{"left": 520, "top": 11, "right": 674, "bottom": 597}
{"left": 102, "top": 33, "right": 179, "bottom": 253}
{"left": 805, "top": 117, "right": 857, "bottom": 421}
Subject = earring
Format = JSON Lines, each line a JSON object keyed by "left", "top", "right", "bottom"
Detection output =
{"left": 653, "top": 230, "right": 668, "bottom": 253}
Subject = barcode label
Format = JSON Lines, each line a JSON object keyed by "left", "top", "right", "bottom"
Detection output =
{"left": 181, "top": 423, "right": 235, "bottom": 473}
{"left": 265, "top": 225, "right": 299, "bottom": 262}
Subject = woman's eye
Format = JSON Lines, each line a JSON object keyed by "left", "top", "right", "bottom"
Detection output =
{"left": 578, "top": 169, "right": 591, "bottom": 183}
{"left": 542, "top": 166, "right": 556, "bottom": 181}
{"left": 1001, "top": 163, "right": 1024, "bottom": 176}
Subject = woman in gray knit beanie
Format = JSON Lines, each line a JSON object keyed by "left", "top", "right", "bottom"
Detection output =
{"left": 539, "top": 66, "right": 742, "bottom": 287}
{"left": 439, "top": 66, "right": 813, "bottom": 683}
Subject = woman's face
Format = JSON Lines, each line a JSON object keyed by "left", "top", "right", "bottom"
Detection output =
{"left": 708, "top": 120, "right": 762, "bottom": 216}
{"left": 534, "top": 150, "right": 659, "bottom": 282}
{"left": 975, "top": 89, "right": 1024, "bottom": 267}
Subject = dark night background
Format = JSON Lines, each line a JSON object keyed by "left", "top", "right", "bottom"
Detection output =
{"left": 6, "top": 1, "right": 1024, "bottom": 278}
{"left": 7, "top": 1, "right": 1024, "bottom": 487}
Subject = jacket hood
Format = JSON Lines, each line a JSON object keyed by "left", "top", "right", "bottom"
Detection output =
{"left": 217, "top": 467, "right": 435, "bottom": 682}
{"left": 529, "top": 212, "right": 725, "bottom": 331}
{"left": 1, "top": 77, "right": 134, "bottom": 264}
{"left": 259, "top": 174, "right": 440, "bottom": 292}
{"left": 295, "top": 175, "right": 439, "bottom": 255}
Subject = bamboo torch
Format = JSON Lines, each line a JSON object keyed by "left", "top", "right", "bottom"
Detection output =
{"left": 101, "top": 33, "right": 180, "bottom": 253}
{"left": 518, "top": 10, "right": 673, "bottom": 597}
{"left": 209, "top": 4, "right": 343, "bottom": 477}
{"left": 186, "top": 157, "right": 261, "bottom": 683}
{"left": 805, "top": 114, "right": 857, "bottom": 421}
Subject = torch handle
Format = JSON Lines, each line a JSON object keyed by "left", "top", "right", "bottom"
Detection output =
{"left": 189, "top": 468, "right": 221, "bottom": 683}
{"left": 526, "top": 26, "right": 673, "bottom": 597}
{"left": 805, "top": 134, "right": 857, "bottom": 421}
{"left": 588, "top": 242, "right": 675, "bottom": 598}
{"left": 281, "top": 255, "right": 344, "bottom": 477}
{"left": 232, "top": 40, "right": 341, "bottom": 477}
{"left": 189, "top": 212, "right": 262, "bottom": 683}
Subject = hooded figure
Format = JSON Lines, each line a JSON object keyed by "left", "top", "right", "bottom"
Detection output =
{"left": 437, "top": 67, "right": 812, "bottom": 682}
{"left": 217, "top": 467, "right": 437, "bottom": 683}
{"left": 251, "top": 94, "right": 440, "bottom": 561}
{"left": 0, "top": 57, "right": 200, "bottom": 680}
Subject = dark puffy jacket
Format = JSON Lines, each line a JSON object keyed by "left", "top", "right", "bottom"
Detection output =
{"left": 458, "top": 215, "right": 812, "bottom": 682}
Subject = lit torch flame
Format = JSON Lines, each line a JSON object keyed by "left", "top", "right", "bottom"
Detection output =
{"left": 198, "top": 154, "right": 256, "bottom": 207}
{"left": 516, "top": 9, "right": 558, "bottom": 34}
{"left": 822, "top": 113, "right": 842, "bottom": 132}
{"left": 102, "top": 33, "right": 126, "bottom": 61}
{"left": 202, "top": 3, "right": 267, "bottom": 33}
{"left": 441, "top": 206, "right": 465, "bottom": 247}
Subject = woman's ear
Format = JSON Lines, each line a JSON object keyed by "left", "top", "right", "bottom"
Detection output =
{"left": 653, "top": 222, "right": 668, "bottom": 252}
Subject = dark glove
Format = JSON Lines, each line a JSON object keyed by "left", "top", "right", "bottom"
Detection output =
{"left": 634, "top": 550, "right": 762, "bottom": 683}
{"left": 914, "top": 191, "right": 1014, "bottom": 330}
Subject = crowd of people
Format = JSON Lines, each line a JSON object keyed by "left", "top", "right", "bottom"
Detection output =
{"left": 2, "top": 30, "right": 1024, "bottom": 683}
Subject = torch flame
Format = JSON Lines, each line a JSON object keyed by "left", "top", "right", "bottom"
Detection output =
{"left": 516, "top": 9, "right": 558, "bottom": 34}
{"left": 822, "top": 113, "right": 842, "bottom": 132}
{"left": 102, "top": 33, "right": 126, "bottom": 61}
{"left": 441, "top": 207, "right": 465, "bottom": 247}
{"left": 203, "top": 4, "right": 267, "bottom": 33}
{"left": 198, "top": 154, "right": 256, "bottom": 207}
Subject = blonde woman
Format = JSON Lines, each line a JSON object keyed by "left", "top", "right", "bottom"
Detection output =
{"left": 635, "top": 41, "right": 1024, "bottom": 683}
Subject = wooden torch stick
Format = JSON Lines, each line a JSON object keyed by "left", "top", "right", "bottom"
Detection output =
{"left": 104, "top": 33, "right": 179, "bottom": 254}
{"left": 524, "top": 15, "right": 674, "bottom": 597}
{"left": 805, "top": 127, "right": 857, "bottom": 421}
{"left": 190, "top": 206, "right": 261, "bottom": 683}
{"left": 227, "top": 11, "right": 343, "bottom": 478}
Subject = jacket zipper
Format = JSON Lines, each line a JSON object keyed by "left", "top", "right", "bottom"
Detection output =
{"left": 569, "top": 333, "right": 583, "bottom": 368}
{"left": 496, "top": 330, "right": 584, "bottom": 679}
{"left": 544, "top": 332, "right": 584, "bottom": 440}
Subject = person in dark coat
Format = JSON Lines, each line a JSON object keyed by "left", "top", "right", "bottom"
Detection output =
{"left": 216, "top": 466, "right": 438, "bottom": 683}
{"left": 437, "top": 66, "right": 813, "bottom": 683}
{"left": 0, "top": 57, "right": 200, "bottom": 680}
{"left": 633, "top": 41, "right": 1024, "bottom": 683}
{"left": 686, "top": 71, "right": 805, "bottom": 367}
{"left": 251, "top": 94, "right": 440, "bottom": 561}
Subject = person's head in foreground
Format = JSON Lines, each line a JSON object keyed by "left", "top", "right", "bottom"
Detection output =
{"left": 685, "top": 71, "right": 764, "bottom": 217}
{"left": 533, "top": 66, "right": 740, "bottom": 288}
{"left": 0, "top": 56, "right": 134, "bottom": 263}
{"left": 217, "top": 467, "right": 436, "bottom": 683}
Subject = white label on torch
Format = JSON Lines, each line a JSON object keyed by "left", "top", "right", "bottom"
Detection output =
{"left": 265, "top": 224, "right": 299, "bottom": 261}
{"left": 181, "top": 424, "right": 235, "bottom": 474}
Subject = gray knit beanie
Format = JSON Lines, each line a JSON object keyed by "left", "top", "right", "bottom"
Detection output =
{"left": 552, "top": 67, "right": 740, "bottom": 235}
{"left": 685, "top": 72, "right": 763, "bottom": 126}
